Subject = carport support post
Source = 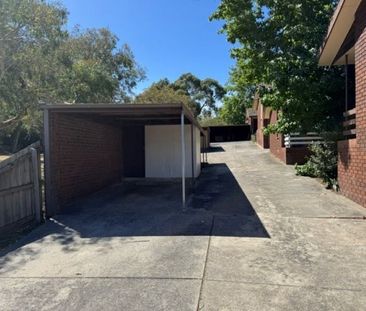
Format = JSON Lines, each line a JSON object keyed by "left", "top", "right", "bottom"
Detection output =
{"left": 30, "top": 147, "right": 42, "bottom": 223}
{"left": 181, "top": 110, "right": 186, "bottom": 209}
{"left": 204, "top": 137, "right": 208, "bottom": 163}
{"left": 43, "top": 108, "right": 55, "bottom": 217}
{"left": 191, "top": 123, "right": 194, "bottom": 185}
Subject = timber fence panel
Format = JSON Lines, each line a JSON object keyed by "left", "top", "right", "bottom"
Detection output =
{"left": 0, "top": 142, "right": 42, "bottom": 233}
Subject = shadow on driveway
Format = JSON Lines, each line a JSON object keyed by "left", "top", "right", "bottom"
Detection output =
{"left": 52, "top": 163, "right": 269, "bottom": 238}
{"left": 0, "top": 163, "right": 269, "bottom": 268}
{"left": 206, "top": 146, "right": 225, "bottom": 153}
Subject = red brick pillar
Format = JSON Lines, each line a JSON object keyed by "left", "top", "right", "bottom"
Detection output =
{"left": 355, "top": 3, "right": 366, "bottom": 147}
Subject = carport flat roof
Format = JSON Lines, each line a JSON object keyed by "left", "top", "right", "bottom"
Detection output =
{"left": 42, "top": 103, "right": 204, "bottom": 133}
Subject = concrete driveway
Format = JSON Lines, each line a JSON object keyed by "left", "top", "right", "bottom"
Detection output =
{"left": 1, "top": 141, "right": 366, "bottom": 310}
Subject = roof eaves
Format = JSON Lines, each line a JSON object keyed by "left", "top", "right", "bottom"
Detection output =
{"left": 41, "top": 102, "right": 205, "bottom": 134}
{"left": 319, "top": 0, "right": 362, "bottom": 65}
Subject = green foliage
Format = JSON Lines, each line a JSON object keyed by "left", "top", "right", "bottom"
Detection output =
{"left": 200, "top": 116, "right": 226, "bottom": 127}
{"left": 219, "top": 86, "right": 255, "bottom": 124}
{"left": 56, "top": 28, "right": 145, "bottom": 103}
{"left": 263, "top": 113, "right": 298, "bottom": 135}
{"left": 135, "top": 74, "right": 226, "bottom": 118}
{"left": 0, "top": 0, "right": 145, "bottom": 152}
{"left": 295, "top": 141, "right": 338, "bottom": 189}
{"left": 173, "top": 73, "right": 226, "bottom": 117}
{"left": 220, "top": 95, "right": 246, "bottom": 124}
{"left": 295, "top": 161, "right": 317, "bottom": 178}
{"left": 211, "top": 0, "right": 344, "bottom": 134}
{"left": 135, "top": 79, "right": 195, "bottom": 111}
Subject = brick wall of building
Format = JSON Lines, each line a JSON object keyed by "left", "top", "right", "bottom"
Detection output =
{"left": 49, "top": 113, "right": 123, "bottom": 210}
{"left": 355, "top": 1, "right": 366, "bottom": 148}
{"left": 338, "top": 139, "right": 366, "bottom": 206}
{"left": 338, "top": 2, "right": 366, "bottom": 208}
{"left": 256, "top": 126, "right": 265, "bottom": 147}
{"left": 269, "top": 111, "right": 310, "bottom": 165}
{"left": 256, "top": 103, "right": 270, "bottom": 149}
{"left": 269, "top": 133, "right": 286, "bottom": 162}
{"left": 270, "top": 135, "right": 311, "bottom": 165}
{"left": 269, "top": 111, "right": 286, "bottom": 162}
{"left": 286, "top": 147, "right": 311, "bottom": 165}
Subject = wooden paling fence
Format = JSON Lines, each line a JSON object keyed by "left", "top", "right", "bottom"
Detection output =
{"left": 0, "top": 142, "right": 42, "bottom": 234}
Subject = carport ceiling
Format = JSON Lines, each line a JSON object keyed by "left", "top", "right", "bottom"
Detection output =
{"left": 42, "top": 103, "right": 203, "bottom": 129}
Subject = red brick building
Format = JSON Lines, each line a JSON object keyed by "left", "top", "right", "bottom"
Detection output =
{"left": 245, "top": 107, "right": 257, "bottom": 137}
{"left": 319, "top": 0, "right": 366, "bottom": 207}
{"left": 252, "top": 95, "right": 270, "bottom": 149}
{"left": 250, "top": 97, "right": 314, "bottom": 165}
{"left": 268, "top": 111, "right": 312, "bottom": 165}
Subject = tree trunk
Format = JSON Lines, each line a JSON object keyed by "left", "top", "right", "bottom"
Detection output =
{"left": 11, "top": 124, "right": 22, "bottom": 153}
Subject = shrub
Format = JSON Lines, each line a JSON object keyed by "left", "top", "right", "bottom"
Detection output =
{"left": 295, "top": 161, "right": 317, "bottom": 178}
{"left": 295, "top": 141, "right": 338, "bottom": 189}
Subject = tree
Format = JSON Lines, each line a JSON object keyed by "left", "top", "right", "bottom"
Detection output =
{"left": 211, "top": 0, "right": 345, "bottom": 134}
{"left": 135, "top": 79, "right": 195, "bottom": 111}
{"left": 173, "top": 73, "right": 226, "bottom": 117}
{"left": 220, "top": 95, "right": 246, "bottom": 125}
{"left": 219, "top": 85, "right": 255, "bottom": 124}
{"left": 56, "top": 28, "right": 145, "bottom": 103}
{"left": 135, "top": 74, "right": 226, "bottom": 119}
{"left": 200, "top": 116, "right": 226, "bottom": 127}
{"left": 0, "top": 0, "right": 68, "bottom": 151}
{"left": 0, "top": 0, "right": 145, "bottom": 152}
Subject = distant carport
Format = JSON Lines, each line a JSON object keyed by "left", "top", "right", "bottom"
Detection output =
{"left": 42, "top": 103, "right": 206, "bottom": 216}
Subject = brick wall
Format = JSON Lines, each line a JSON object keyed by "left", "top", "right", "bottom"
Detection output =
{"left": 270, "top": 134, "right": 310, "bottom": 165}
{"left": 355, "top": 1, "right": 366, "bottom": 148}
{"left": 286, "top": 147, "right": 311, "bottom": 165}
{"left": 49, "top": 113, "right": 123, "bottom": 211}
{"left": 269, "top": 111, "right": 285, "bottom": 162}
{"left": 256, "top": 103, "right": 270, "bottom": 149}
{"left": 269, "top": 133, "right": 286, "bottom": 162}
{"left": 256, "top": 126, "right": 265, "bottom": 147}
{"left": 269, "top": 111, "right": 310, "bottom": 165}
{"left": 338, "top": 139, "right": 366, "bottom": 206}
{"left": 338, "top": 2, "right": 366, "bottom": 208}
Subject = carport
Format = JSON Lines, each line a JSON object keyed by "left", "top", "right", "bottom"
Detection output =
{"left": 42, "top": 103, "right": 206, "bottom": 216}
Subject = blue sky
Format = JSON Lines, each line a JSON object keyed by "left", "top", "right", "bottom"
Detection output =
{"left": 62, "top": 0, "right": 234, "bottom": 95}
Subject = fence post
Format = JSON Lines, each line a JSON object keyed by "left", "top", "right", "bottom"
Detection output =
{"left": 31, "top": 147, "right": 42, "bottom": 223}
